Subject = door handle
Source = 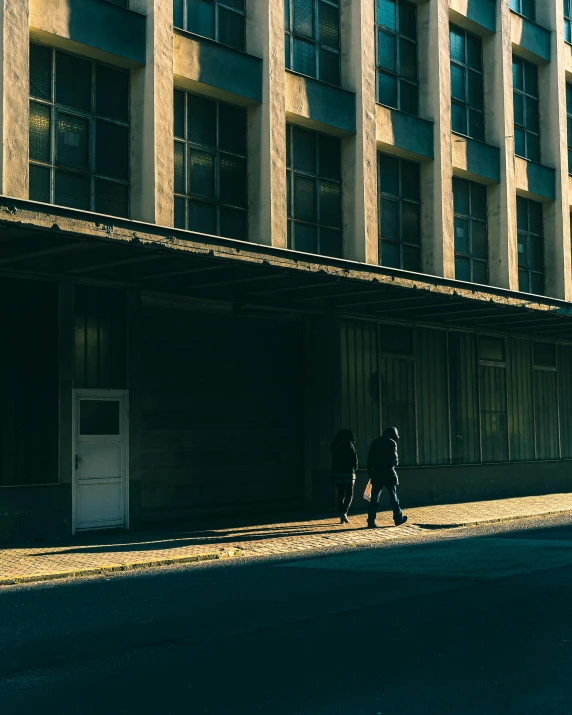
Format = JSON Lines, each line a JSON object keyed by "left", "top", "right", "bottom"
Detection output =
{"left": 75, "top": 454, "right": 83, "bottom": 470}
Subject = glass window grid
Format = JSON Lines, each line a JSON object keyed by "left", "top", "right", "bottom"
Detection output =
{"left": 517, "top": 196, "right": 544, "bottom": 295}
{"left": 376, "top": 0, "right": 419, "bottom": 117}
{"left": 509, "top": 0, "right": 535, "bottom": 21}
{"left": 453, "top": 178, "right": 488, "bottom": 285}
{"left": 29, "top": 44, "right": 130, "bottom": 218}
{"left": 512, "top": 56, "right": 540, "bottom": 163}
{"left": 378, "top": 153, "right": 421, "bottom": 272}
{"left": 450, "top": 24, "right": 485, "bottom": 142}
{"left": 566, "top": 0, "right": 572, "bottom": 44}
{"left": 174, "top": 0, "right": 246, "bottom": 53}
{"left": 286, "top": 123, "right": 343, "bottom": 257}
{"left": 284, "top": 0, "right": 341, "bottom": 86}
{"left": 567, "top": 84, "right": 572, "bottom": 174}
{"left": 173, "top": 90, "right": 248, "bottom": 240}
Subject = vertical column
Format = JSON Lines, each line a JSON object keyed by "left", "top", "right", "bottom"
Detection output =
{"left": 130, "top": 0, "right": 174, "bottom": 226}
{"left": 126, "top": 288, "right": 142, "bottom": 528}
{"left": 0, "top": 0, "right": 29, "bottom": 199}
{"left": 340, "top": 0, "right": 377, "bottom": 264}
{"left": 537, "top": 2, "right": 572, "bottom": 300}
{"left": 486, "top": 1, "right": 517, "bottom": 291}
{"left": 246, "top": 0, "right": 286, "bottom": 247}
{"left": 418, "top": 0, "right": 454, "bottom": 278}
{"left": 58, "top": 282, "right": 74, "bottom": 490}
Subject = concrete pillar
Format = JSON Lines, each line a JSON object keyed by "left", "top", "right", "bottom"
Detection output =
{"left": 130, "top": 0, "right": 174, "bottom": 226}
{"left": 246, "top": 0, "right": 286, "bottom": 247}
{"left": 340, "top": 0, "right": 377, "bottom": 264}
{"left": 536, "top": 2, "right": 572, "bottom": 300}
{"left": 485, "top": 0, "right": 518, "bottom": 291}
{"left": 418, "top": 0, "right": 454, "bottom": 278}
{"left": 0, "top": 0, "right": 29, "bottom": 199}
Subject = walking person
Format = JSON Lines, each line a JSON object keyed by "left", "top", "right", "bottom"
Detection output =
{"left": 331, "top": 429, "right": 358, "bottom": 524}
{"left": 366, "top": 427, "right": 408, "bottom": 528}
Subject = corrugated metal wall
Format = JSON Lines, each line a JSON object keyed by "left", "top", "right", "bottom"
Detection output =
{"left": 339, "top": 319, "right": 379, "bottom": 464}
{"left": 449, "top": 331, "right": 480, "bottom": 464}
{"left": 479, "top": 364, "right": 509, "bottom": 462}
{"left": 416, "top": 328, "right": 450, "bottom": 465}
{"left": 533, "top": 368, "right": 559, "bottom": 460}
{"left": 559, "top": 345, "right": 572, "bottom": 458}
{"left": 507, "top": 338, "right": 535, "bottom": 461}
{"left": 380, "top": 356, "right": 417, "bottom": 466}
{"left": 340, "top": 318, "right": 572, "bottom": 469}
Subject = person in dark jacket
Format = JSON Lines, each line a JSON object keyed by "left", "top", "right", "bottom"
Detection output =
{"left": 366, "top": 427, "right": 407, "bottom": 528}
{"left": 331, "top": 429, "right": 358, "bottom": 524}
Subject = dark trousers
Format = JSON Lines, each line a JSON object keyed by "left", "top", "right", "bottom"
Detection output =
{"left": 336, "top": 483, "right": 355, "bottom": 515}
{"left": 367, "top": 482, "right": 402, "bottom": 524}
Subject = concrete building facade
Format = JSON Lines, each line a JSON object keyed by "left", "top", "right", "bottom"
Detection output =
{"left": 2, "top": 0, "right": 572, "bottom": 541}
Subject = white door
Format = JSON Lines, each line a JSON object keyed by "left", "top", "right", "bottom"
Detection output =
{"left": 73, "top": 391, "right": 128, "bottom": 533}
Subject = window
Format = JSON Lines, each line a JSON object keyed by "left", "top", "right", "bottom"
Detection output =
{"left": 479, "top": 335, "right": 508, "bottom": 462}
{"left": 479, "top": 336, "right": 505, "bottom": 363}
{"left": 512, "top": 56, "right": 540, "bottom": 162}
{"left": 567, "top": 84, "right": 572, "bottom": 174}
{"left": 174, "top": 0, "right": 246, "bottom": 53}
{"left": 450, "top": 25, "right": 484, "bottom": 142}
{"left": 380, "top": 324, "right": 413, "bottom": 355}
{"left": 453, "top": 178, "right": 488, "bottom": 284}
{"left": 105, "top": 0, "right": 129, "bottom": 7}
{"left": 376, "top": 0, "right": 418, "bottom": 116}
{"left": 509, "top": 0, "right": 535, "bottom": 20}
{"left": 284, "top": 0, "right": 340, "bottom": 86}
{"left": 517, "top": 196, "right": 544, "bottom": 295}
{"left": 378, "top": 153, "right": 421, "bottom": 271}
{"left": 286, "top": 124, "right": 342, "bottom": 257}
{"left": 29, "top": 44, "right": 130, "bottom": 218}
{"left": 174, "top": 90, "right": 248, "bottom": 241}
{"left": 566, "top": 0, "right": 572, "bottom": 43}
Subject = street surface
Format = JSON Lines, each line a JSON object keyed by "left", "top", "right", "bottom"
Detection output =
{"left": 2, "top": 513, "right": 572, "bottom": 714}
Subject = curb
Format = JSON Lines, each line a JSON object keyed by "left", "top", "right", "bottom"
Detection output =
{"left": 419, "top": 507, "right": 572, "bottom": 529}
{"left": 1, "top": 507, "right": 571, "bottom": 587}
{"left": 0, "top": 549, "right": 243, "bottom": 587}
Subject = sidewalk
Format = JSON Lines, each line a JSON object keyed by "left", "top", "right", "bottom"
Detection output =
{"left": 2, "top": 493, "right": 572, "bottom": 586}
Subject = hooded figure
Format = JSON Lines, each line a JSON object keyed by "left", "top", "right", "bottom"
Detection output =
{"left": 331, "top": 429, "right": 358, "bottom": 524}
{"left": 366, "top": 428, "right": 407, "bottom": 528}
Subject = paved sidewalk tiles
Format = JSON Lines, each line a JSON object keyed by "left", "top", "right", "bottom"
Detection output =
{"left": 1, "top": 492, "right": 571, "bottom": 586}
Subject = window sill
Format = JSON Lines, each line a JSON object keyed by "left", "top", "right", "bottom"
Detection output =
{"left": 284, "top": 68, "right": 344, "bottom": 92}
{"left": 173, "top": 27, "right": 260, "bottom": 61}
{"left": 452, "top": 131, "right": 496, "bottom": 148}
{"left": 376, "top": 102, "right": 428, "bottom": 123}
{"left": 508, "top": 8, "right": 542, "bottom": 29}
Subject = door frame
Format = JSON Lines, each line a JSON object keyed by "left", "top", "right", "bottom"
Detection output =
{"left": 72, "top": 389, "right": 130, "bottom": 535}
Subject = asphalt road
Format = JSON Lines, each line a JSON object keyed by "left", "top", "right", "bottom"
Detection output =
{"left": 2, "top": 514, "right": 572, "bottom": 715}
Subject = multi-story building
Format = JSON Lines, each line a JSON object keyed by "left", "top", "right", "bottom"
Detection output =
{"left": 2, "top": 0, "right": 572, "bottom": 540}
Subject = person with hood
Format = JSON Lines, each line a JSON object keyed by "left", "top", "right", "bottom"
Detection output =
{"left": 331, "top": 429, "right": 358, "bottom": 524}
{"left": 366, "top": 427, "right": 408, "bottom": 528}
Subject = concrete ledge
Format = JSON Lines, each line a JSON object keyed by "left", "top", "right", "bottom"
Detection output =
{"left": 285, "top": 71, "right": 356, "bottom": 136}
{"left": 515, "top": 156, "right": 556, "bottom": 201}
{"left": 0, "top": 550, "right": 242, "bottom": 587}
{"left": 174, "top": 31, "right": 262, "bottom": 106}
{"left": 30, "top": 0, "right": 146, "bottom": 66}
{"left": 449, "top": 0, "right": 496, "bottom": 34}
{"left": 511, "top": 11, "right": 551, "bottom": 64}
{"left": 376, "top": 105, "right": 434, "bottom": 160}
{"left": 452, "top": 133, "right": 500, "bottom": 183}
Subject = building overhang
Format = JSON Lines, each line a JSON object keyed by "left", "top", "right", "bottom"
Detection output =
{"left": 1, "top": 197, "right": 572, "bottom": 341}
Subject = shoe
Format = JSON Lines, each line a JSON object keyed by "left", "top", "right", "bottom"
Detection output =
{"left": 394, "top": 515, "right": 408, "bottom": 526}
{"left": 366, "top": 522, "right": 378, "bottom": 529}
{"left": 342, "top": 514, "right": 350, "bottom": 524}
{"left": 339, "top": 515, "right": 345, "bottom": 524}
